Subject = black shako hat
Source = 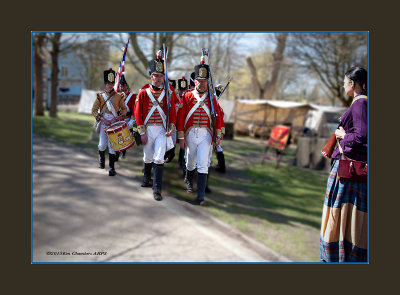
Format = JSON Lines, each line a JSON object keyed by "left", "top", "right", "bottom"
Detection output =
{"left": 190, "top": 72, "right": 195, "bottom": 87}
{"left": 194, "top": 56, "right": 209, "bottom": 80}
{"left": 119, "top": 73, "right": 128, "bottom": 86}
{"left": 104, "top": 68, "right": 116, "bottom": 84}
{"left": 215, "top": 84, "right": 223, "bottom": 97}
{"left": 169, "top": 79, "right": 176, "bottom": 89}
{"left": 148, "top": 50, "right": 165, "bottom": 76}
{"left": 178, "top": 76, "right": 188, "bottom": 90}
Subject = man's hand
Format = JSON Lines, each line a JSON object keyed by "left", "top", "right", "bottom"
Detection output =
{"left": 102, "top": 118, "right": 111, "bottom": 126}
{"left": 127, "top": 119, "right": 135, "bottom": 129}
{"left": 213, "top": 136, "right": 221, "bottom": 147}
{"left": 165, "top": 129, "right": 174, "bottom": 137}
{"left": 141, "top": 134, "right": 148, "bottom": 145}
{"left": 179, "top": 138, "right": 185, "bottom": 150}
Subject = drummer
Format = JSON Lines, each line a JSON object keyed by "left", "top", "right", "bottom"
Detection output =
{"left": 92, "top": 68, "right": 127, "bottom": 176}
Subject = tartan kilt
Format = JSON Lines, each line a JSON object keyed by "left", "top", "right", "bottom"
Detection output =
{"left": 320, "top": 159, "right": 368, "bottom": 262}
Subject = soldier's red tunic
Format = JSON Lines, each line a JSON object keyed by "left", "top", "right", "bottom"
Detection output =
{"left": 217, "top": 102, "right": 225, "bottom": 135}
{"left": 134, "top": 85, "right": 177, "bottom": 134}
{"left": 121, "top": 91, "right": 136, "bottom": 119}
{"left": 177, "top": 89, "right": 222, "bottom": 139}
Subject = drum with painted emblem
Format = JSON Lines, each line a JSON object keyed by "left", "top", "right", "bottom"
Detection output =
{"left": 105, "top": 121, "right": 134, "bottom": 152}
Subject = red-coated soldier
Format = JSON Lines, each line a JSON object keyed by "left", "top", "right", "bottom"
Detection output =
{"left": 177, "top": 56, "right": 223, "bottom": 206}
{"left": 134, "top": 50, "right": 178, "bottom": 201}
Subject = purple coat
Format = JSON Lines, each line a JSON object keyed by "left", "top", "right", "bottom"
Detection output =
{"left": 332, "top": 97, "right": 368, "bottom": 162}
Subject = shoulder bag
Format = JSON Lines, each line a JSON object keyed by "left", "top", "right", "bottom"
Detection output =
{"left": 337, "top": 139, "right": 367, "bottom": 182}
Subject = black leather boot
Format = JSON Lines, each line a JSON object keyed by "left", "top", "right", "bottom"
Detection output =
{"left": 141, "top": 162, "right": 153, "bottom": 187}
{"left": 183, "top": 165, "right": 187, "bottom": 180}
{"left": 205, "top": 171, "right": 212, "bottom": 193}
{"left": 186, "top": 169, "right": 195, "bottom": 193}
{"left": 99, "top": 150, "right": 105, "bottom": 169}
{"left": 121, "top": 150, "right": 126, "bottom": 159}
{"left": 153, "top": 163, "right": 164, "bottom": 201}
{"left": 108, "top": 153, "right": 117, "bottom": 176}
{"left": 216, "top": 151, "right": 226, "bottom": 173}
{"left": 115, "top": 152, "right": 120, "bottom": 162}
{"left": 165, "top": 146, "right": 176, "bottom": 163}
{"left": 178, "top": 148, "right": 185, "bottom": 168}
{"left": 196, "top": 173, "right": 207, "bottom": 205}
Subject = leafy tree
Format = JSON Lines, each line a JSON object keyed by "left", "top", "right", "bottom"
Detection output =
{"left": 73, "top": 36, "right": 111, "bottom": 90}
{"left": 287, "top": 32, "right": 367, "bottom": 106}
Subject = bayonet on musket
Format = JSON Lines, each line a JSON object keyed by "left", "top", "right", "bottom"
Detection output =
{"left": 217, "top": 77, "right": 232, "bottom": 100}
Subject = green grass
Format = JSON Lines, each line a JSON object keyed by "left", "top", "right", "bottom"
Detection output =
{"left": 33, "top": 111, "right": 99, "bottom": 150}
{"left": 33, "top": 111, "right": 328, "bottom": 262}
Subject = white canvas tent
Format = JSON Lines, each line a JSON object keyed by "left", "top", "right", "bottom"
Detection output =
{"left": 304, "top": 104, "right": 346, "bottom": 137}
{"left": 231, "top": 99, "right": 312, "bottom": 139}
{"left": 230, "top": 99, "right": 346, "bottom": 140}
{"left": 78, "top": 89, "right": 98, "bottom": 114}
{"left": 218, "top": 99, "right": 236, "bottom": 122}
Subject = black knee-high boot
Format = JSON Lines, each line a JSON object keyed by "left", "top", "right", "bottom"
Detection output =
{"left": 99, "top": 150, "right": 105, "bottom": 169}
{"left": 196, "top": 173, "right": 207, "bottom": 205}
{"left": 205, "top": 171, "right": 212, "bottom": 193}
{"left": 186, "top": 169, "right": 195, "bottom": 193}
{"left": 109, "top": 153, "right": 117, "bottom": 176}
{"left": 153, "top": 163, "right": 164, "bottom": 201}
{"left": 216, "top": 151, "right": 226, "bottom": 173}
{"left": 165, "top": 146, "right": 176, "bottom": 163}
{"left": 178, "top": 148, "right": 185, "bottom": 168}
{"left": 141, "top": 162, "right": 153, "bottom": 187}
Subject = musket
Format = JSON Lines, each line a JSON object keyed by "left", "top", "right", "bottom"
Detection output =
{"left": 163, "top": 43, "right": 170, "bottom": 134}
{"left": 202, "top": 48, "right": 218, "bottom": 145}
{"left": 217, "top": 77, "right": 232, "bottom": 100}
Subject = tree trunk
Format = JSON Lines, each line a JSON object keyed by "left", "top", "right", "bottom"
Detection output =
{"left": 49, "top": 33, "right": 62, "bottom": 118}
{"left": 34, "top": 33, "right": 46, "bottom": 116}
{"left": 246, "top": 33, "right": 288, "bottom": 100}
{"left": 246, "top": 56, "right": 263, "bottom": 98}
{"left": 263, "top": 33, "right": 288, "bottom": 100}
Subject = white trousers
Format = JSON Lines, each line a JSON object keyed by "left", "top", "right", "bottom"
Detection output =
{"left": 98, "top": 113, "right": 116, "bottom": 154}
{"left": 143, "top": 125, "right": 167, "bottom": 164}
{"left": 186, "top": 127, "right": 212, "bottom": 174}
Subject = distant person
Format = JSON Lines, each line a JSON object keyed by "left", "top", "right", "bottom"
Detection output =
{"left": 91, "top": 68, "right": 126, "bottom": 176}
{"left": 182, "top": 72, "right": 197, "bottom": 184}
{"left": 213, "top": 84, "right": 226, "bottom": 174}
{"left": 320, "top": 67, "right": 368, "bottom": 262}
{"left": 164, "top": 78, "right": 179, "bottom": 163}
{"left": 176, "top": 76, "right": 189, "bottom": 177}
{"left": 115, "top": 73, "right": 136, "bottom": 161}
{"left": 204, "top": 84, "right": 227, "bottom": 194}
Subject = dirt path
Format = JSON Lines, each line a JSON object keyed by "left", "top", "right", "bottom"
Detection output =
{"left": 32, "top": 136, "right": 291, "bottom": 263}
